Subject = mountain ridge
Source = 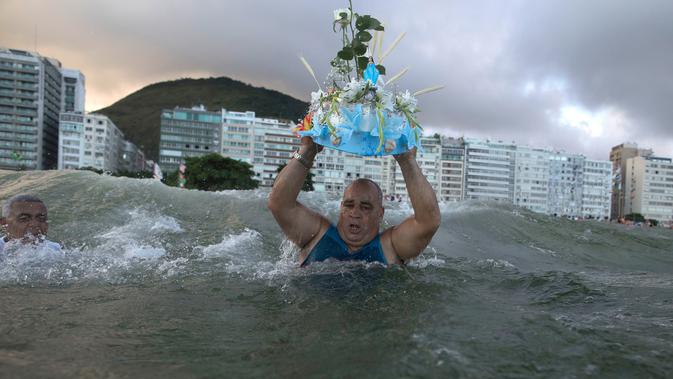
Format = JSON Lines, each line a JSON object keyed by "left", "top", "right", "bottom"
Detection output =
{"left": 95, "top": 76, "right": 309, "bottom": 160}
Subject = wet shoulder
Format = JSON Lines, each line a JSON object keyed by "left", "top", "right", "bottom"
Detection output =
{"left": 298, "top": 219, "right": 331, "bottom": 264}
{"left": 380, "top": 227, "right": 403, "bottom": 265}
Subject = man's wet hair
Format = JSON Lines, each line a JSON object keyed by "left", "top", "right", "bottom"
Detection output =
{"left": 1, "top": 194, "right": 44, "bottom": 218}
{"left": 345, "top": 178, "right": 383, "bottom": 205}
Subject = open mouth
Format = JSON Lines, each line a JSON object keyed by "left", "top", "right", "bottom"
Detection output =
{"left": 348, "top": 223, "right": 361, "bottom": 234}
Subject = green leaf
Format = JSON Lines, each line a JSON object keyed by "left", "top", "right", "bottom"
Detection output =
{"left": 375, "top": 64, "right": 386, "bottom": 75}
{"left": 357, "top": 56, "right": 369, "bottom": 71}
{"left": 337, "top": 49, "right": 354, "bottom": 61}
{"left": 355, "top": 15, "right": 371, "bottom": 30}
{"left": 351, "top": 39, "right": 367, "bottom": 56}
{"left": 356, "top": 31, "right": 372, "bottom": 42}
{"left": 368, "top": 17, "right": 382, "bottom": 30}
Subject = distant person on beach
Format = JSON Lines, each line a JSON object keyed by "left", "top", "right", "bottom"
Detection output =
{"left": 268, "top": 137, "right": 440, "bottom": 266}
{"left": 0, "top": 194, "right": 60, "bottom": 253}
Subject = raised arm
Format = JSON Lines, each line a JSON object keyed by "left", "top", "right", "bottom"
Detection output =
{"left": 268, "top": 137, "right": 328, "bottom": 249}
{"left": 387, "top": 148, "right": 441, "bottom": 261}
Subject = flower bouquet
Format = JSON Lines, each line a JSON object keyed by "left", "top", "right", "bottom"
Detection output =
{"left": 294, "top": 2, "right": 442, "bottom": 156}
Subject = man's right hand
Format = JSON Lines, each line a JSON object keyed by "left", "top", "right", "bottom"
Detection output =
{"left": 300, "top": 136, "right": 323, "bottom": 156}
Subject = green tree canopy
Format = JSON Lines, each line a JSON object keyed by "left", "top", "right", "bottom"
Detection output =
{"left": 625, "top": 213, "right": 646, "bottom": 223}
{"left": 113, "top": 170, "right": 154, "bottom": 179}
{"left": 182, "top": 153, "right": 259, "bottom": 191}
{"left": 275, "top": 163, "right": 315, "bottom": 191}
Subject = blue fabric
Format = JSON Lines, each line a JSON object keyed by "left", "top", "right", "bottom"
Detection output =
{"left": 301, "top": 225, "right": 388, "bottom": 267}
{"left": 298, "top": 104, "right": 423, "bottom": 157}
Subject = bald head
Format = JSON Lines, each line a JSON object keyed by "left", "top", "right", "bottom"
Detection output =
{"left": 344, "top": 178, "right": 383, "bottom": 206}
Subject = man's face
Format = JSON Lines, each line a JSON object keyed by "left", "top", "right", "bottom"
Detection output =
{"left": 337, "top": 182, "right": 384, "bottom": 250}
{"left": 0, "top": 201, "right": 49, "bottom": 243}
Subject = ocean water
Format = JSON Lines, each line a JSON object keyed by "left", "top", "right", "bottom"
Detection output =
{"left": 1, "top": 169, "right": 673, "bottom": 378}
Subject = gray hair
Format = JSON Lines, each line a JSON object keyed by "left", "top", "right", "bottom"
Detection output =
{"left": 1, "top": 194, "right": 44, "bottom": 217}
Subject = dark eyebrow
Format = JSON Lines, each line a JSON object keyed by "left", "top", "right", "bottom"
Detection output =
{"left": 17, "top": 212, "right": 47, "bottom": 217}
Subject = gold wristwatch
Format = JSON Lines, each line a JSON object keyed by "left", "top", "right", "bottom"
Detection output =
{"left": 292, "top": 150, "right": 312, "bottom": 169}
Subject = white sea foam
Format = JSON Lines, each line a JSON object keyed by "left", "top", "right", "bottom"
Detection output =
{"left": 529, "top": 243, "right": 559, "bottom": 257}
{"left": 476, "top": 258, "right": 517, "bottom": 269}
{"left": 0, "top": 208, "right": 189, "bottom": 285}
{"left": 100, "top": 209, "right": 183, "bottom": 241}
{"left": 199, "top": 228, "right": 262, "bottom": 258}
{"left": 406, "top": 247, "right": 446, "bottom": 268}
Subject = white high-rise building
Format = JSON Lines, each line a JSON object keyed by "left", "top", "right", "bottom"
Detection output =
{"left": 58, "top": 112, "right": 128, "bottom": 172}
{"left": 624, "top": 156, "right": 673, "bottom": 226}
{"left": 609, "top": 142, "right": 654, "bottom": 220}
{"left": 61, "top": 68, "right": 85, "bottom": 113}
{"left": 0, "top": 48, "right": 64, "bottom": 170}
{"left": 547, "top": 152, "right": 585, "bottom": 216}
{"left": 220, "top": 109, "right": 299, "bottom": 187}
{"left": 159, "top": 105, "right": 222, "bottom": 172}
{"left": 439, "top": 137, "right": 465, "bottom": 202}
{"left": 581, "top": 159, "right": 612, "bottom": 219}
{"left": 514, "top": 146, "right": 551, "bottom": 214}
{"left": 464, "top": 138, "right": 516, "bottom": 202}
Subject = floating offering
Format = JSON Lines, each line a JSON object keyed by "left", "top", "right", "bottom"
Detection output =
{"left": 294, "top": 3, "right": 443, "bottom": 156}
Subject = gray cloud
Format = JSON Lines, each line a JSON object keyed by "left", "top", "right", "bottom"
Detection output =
{"left": 1, "top": 0, "right": 672, "bottom": 159}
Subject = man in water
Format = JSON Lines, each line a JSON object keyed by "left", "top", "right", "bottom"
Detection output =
{"left": 268, "top": 137, "right": 440, "bottom": 266}
{"left": 0, "top": 194, "right": 60, "bottom": 253}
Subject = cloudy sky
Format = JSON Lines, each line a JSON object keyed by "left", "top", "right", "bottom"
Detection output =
{"left": 2, "top": 0, "right": 672, "bottom": 159}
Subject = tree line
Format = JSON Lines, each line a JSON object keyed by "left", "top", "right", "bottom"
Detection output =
{"left": 80, "top": 153, "right": 314, "bottom": 192}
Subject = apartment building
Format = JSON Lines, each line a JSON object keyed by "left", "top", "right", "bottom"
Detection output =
{"left": 0, "top": 48, "right": 64, "bottom": 170}
{"left": 58, "top": 112, "right": 127, "bottom": 172}
{"left": 439, "top": 137, "right": 465, "bottom": 202}
{"left": 581, "top": 159, "right": 612, "bottom": 219}
{"left": 609, "top": 142, "right": 653, "bottom": 220}
{"left": 159, "top": 105, "right": 222, "bottom": 172}
{"left": 463, "top": 138, "right": 516, "bottom": 202}
{"left": 514, "top": 146, "right": 551, "bottom": 214}
{"left": 624, "top": 156, "right": 673, "bottom": 226}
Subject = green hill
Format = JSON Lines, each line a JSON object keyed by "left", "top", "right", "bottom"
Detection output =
{"left": 95, "top": 77, "right": 309, "bottom": 160}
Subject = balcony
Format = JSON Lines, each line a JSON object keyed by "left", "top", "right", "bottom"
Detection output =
{"left": 0, "top": 90, "right": 37, "bottom": 101}
{"left": 13, "top": 83, "right": 38, "bottom": 91}
{"left": 0, "top": 97, "right": 35, "bottom": 107}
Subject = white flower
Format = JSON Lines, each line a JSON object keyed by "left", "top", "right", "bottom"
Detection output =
{"left": 329, "top": 113, "right": 343, "bottom": 127}
{"left": 380, "top": 91, "right": 395, "bottom": 111}
{"left": 333, "top": 8, "right": 352, "bottom": 23}
{"left": 310, "top": 90, "right": 325, "bottom": 106}
{"left": 396, "top": 90, "right": 418, "bottom": 113}
{"left": 341, "top": 79, "right": 365, "bottom": 103}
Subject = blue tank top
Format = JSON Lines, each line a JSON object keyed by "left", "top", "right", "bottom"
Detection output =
{"left": 301, "top": 225, "right": 388, "bottom": 267}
